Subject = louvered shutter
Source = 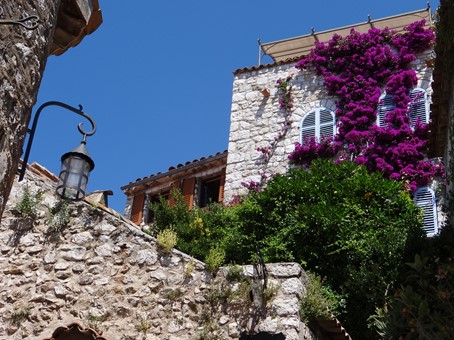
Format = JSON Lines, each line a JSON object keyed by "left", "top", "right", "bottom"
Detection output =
{"left": 182, "top": 177, "right": 196, "bottom": 209}
{"left": 301, "top": 110, "right": 316, "bottom": 143}
{"left": 319, "top": 108, "right": 335, "bottom": 139}
{"left": 300, "top": 108, "right": 335, "bottom": 144}
{"left": 167, "top": 181, "right": 179, "bottom": 206}
{"left": 130, "top": 193, "right": 145, "bottom": 225}
{"left": 218, "top": 168, "right": 226, "bottom": 203}
{"left": 414, "top": 187, "right": 438, "bottom": 236}
{"left": 377, "top": 93, "right": 395, "bottom": 127}
{"left": 409, "top": 88, "right": 428, "bottom": 127}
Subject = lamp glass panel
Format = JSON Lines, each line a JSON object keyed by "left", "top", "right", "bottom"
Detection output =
{"left": 56, "top": 155, "right": 91, "bottom": 200}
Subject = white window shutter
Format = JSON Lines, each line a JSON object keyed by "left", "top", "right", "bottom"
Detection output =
{"left": 301, "top": 110, "right": 316, "bottom": 143}
{"left": 300, "top": 108, "right": 335, "bottom": 144}
{"left": 409, "top": 88, "right": 429, "bottom": 127}
{"left": 414, "top": 187, "right": 438, "bottom": 236}
{"left": 319, "top": 108, "right": 335, "bottom": 139}
{"left": 377, "top": 93, "right": 395, "bottom": 127}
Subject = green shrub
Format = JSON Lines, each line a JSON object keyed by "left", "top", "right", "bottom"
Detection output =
{"left": 149, "top": 189, "right": 239, "bottom": 263}
{"left": 13, "top": 187, "right": 42, "bottom": 219}
{"left": 184, "top": 259, "right": 196, "bottom": 278}
{"left": 205, "top": 246, "right": 225, "bottom": 273}
{"left": 45, "top": 201, "right": 70, "bottom": 232}
{"left": 156, "top": 228, "right": 177, "bottom": 253}
{"left": 146, "top": 160, "right": 424, "bottom": 339}
{"left": 8, "top": 306, "right": 30, "bottom": 326}
{"left": 230, "top": 159, "right": 424, "bottom": 338}
{"left": 225, "top": 264, "right": 244, "bottom": 282}
{"left": 300, "top": 272, "right": 344, "bottom": 324}
{"left": 371, "top": 225, "right": 454, "bottom": 338}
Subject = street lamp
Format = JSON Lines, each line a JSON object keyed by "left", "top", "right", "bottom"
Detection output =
{"left": 19, "top": 101, "right": 96, "bottom": 201}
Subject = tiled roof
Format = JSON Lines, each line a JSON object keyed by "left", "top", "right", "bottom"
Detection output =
{"left": 233, "top": 56, "right": 301, "bottom": 76}
{"left": 121, "top": 150, "right": 228, "bottom": 191}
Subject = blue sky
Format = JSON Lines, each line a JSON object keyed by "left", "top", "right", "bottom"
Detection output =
{"left": 30, "top": 1, "right": 439, "bottom": 213}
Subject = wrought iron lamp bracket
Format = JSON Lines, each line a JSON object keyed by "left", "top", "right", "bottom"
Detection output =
{"left": 18, "top": 101, "right": 97, "bottom": 182}
{"left": 0, "top": 7, "right": 39, "bottom": 30}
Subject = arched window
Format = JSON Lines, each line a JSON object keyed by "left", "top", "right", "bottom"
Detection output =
{"left": 409, "top": 88, "right": 429, "bottom": 127}
{"left": 377, "top": 93, "right": 395, "bottom": 127}
{"left": 414, "top": 187, "right": 438, "bottom": 236}
{"left": 300, "top": 107, "right": 335, "bottom": 143}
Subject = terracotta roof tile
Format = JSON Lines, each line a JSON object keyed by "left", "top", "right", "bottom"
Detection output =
{"left": 233, "top": 56, "right": 301, "bottom": 75}
{"left": 121, "top": 150, "right": 228, "bottom": 191}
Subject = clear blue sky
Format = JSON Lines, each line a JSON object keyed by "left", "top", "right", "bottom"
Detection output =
{"left": 30, "top": 1, "right": 439, "bottom": 213}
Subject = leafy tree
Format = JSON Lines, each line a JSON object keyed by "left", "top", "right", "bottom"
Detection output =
{"left": 148, "top": 160, "right": 426, "bottom": 338}
{"left": 372, "top": 225, "right": 454, "bottom": 339}
{"left": 231, "top": 159, "right": 425, "bottom": 338}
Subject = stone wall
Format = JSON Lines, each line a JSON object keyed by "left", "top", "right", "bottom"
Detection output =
{"left": 224, "top": 51, "right": 433, "bottom": 202}
{"left": 0, "top": 167, "right": 315, "bottom": 340}
{"left": 0, "top": 0, "right": 61, "bottom": 220}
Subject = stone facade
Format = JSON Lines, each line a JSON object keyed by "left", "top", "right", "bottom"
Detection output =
{"left": 122, "top": 151, "right": 227, "bottom": 226}
{"left": 0, "top": 0, "right": 61, "bottom": 220}
{"left": 223, "top": 50, "right": 434, "bottom": 202}
{"left": 0, "top": 0, "right": 102, "bottom": 221}
{"left": 0, "top": 166, "right": 318, "bottom": 340}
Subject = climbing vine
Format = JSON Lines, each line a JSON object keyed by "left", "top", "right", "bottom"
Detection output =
{"left": 289, "top": 20, "right": 444, "bottom": 192}
{"left": 242, "top": 75, "right": 294, "bottom": 192}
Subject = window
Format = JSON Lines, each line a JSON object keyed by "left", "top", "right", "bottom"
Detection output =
{"left": 145, "top": 191, "right": 170, "bottom": 224}
{"left": 377, "top": 89, "right": 429, "bottom": 128}
{"left": 377, "top": 93, "right": 395, "bottom": 127}
{"left": 300, "top": 107, "right": 335, "bottom": 143}
{"left": 414, "top": 187, "right": 438, "bottom": 236}
{"left": 199, "top": 176, "right": 221, "bottom": 208}
{"left": 409, "top": 88, "right": 429, "bottom": 127}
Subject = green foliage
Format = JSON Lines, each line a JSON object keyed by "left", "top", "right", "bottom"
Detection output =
{"left": 8, "top": 306, "right": 30, "bottom": 326}
{"left": 162, "top": 288, "right": 184, "bottom": 301}
{"left": 225, "top": 264, "right": 244, "bottom": 282}
{"left": 300, "top": 272, "right": 344, "bottom": 324}
{"left": 184, "top": 259, "right": 196, "bottom": 279}
{"left": 147, "top": 160, "right": 424, "bottom": 338}
{"left": 230, "top": 159, "right": 424, "bottom": 338}
{"left": 149, "top": 189, "right": 239, "bottom": 262}
{"left": 156, "top": 228, "right": 177, "bottom": 253}
{"left": 13, "top": 186, "right": 42, "bottom": 219}
{"left": 135, "top": 316, "right": 151, "bottom": 335}
{"left": 45, "top": 201, "right": 70, "bottom": 232}
{"left": 372, "top": 225, "right": 454, "bottom": 339}
{"left": 204, "top": 246, "right": 225, "bottom": 273}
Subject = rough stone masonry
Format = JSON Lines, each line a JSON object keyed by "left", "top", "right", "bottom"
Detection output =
{"left": 0, "top": 166, "right": 316, "bottom": 340}
{"left": 0, "top": 0, "right": 62, "bottom": 220}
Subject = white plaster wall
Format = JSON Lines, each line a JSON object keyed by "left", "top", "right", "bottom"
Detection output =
{"left": 224, "top": 51, "right": 434, "bottom": 202}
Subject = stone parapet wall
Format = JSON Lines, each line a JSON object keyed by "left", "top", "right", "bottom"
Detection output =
{"left": 0, "top": 169, "right": 314, "bottom": 340}
{"left": 224, "top": 51, "right": 433, "bottom": 202}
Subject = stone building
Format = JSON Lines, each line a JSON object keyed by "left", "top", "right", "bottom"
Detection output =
{"left": 224, "top": 8, "right": 433, "bottom": 194}
{"left": 0, "top": 164, "right": 350, "bottom": 339}
{"left": 0, "top": 0, "right": 102, "bottom": 220}
{"left": 123, "top": 8, "right": 444, "bottom": 236}
{"left": 122, "top": 151, "right": 227, "bottom": 226}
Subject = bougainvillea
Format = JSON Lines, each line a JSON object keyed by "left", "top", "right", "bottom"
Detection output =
{"left": 289, "top": 20, "right": 444, "bottom": 191}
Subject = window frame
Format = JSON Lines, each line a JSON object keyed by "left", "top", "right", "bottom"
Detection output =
{"left": 376, "top": 88, "right": 429, "bottom": 128}
{"left": 376, "top": 93, "right": 395, "bottom": 127}
{"left": 409, "top": 88, "right": 429, "bottom": 127}
{"left": 414, "top": 187, "right": 438, "bottom": 237}
{"left": 300, "top": 107, "right": 336, "bottom": 144}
